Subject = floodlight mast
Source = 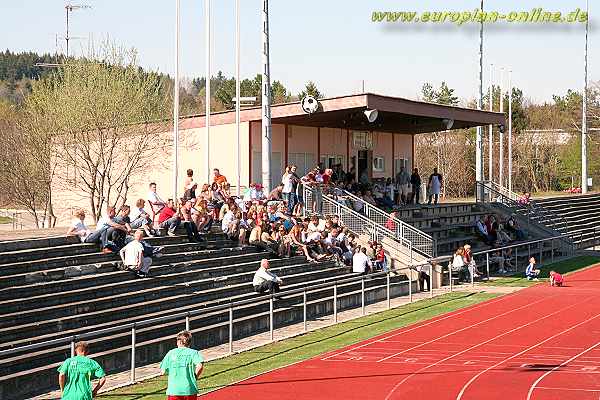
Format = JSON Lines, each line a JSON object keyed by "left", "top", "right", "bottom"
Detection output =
{"left": 65, "top": 4, "right": 91, "bottom": 58}
{"left": 475, "top": 0, "right": 484, "bottom": 197}
{"left": 582, "top": 0, "right": 589, "bottom": 194}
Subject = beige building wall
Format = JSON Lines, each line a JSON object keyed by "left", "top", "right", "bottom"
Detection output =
{"left": 51, "top": 121, "right": 414, "bottom": 226}
{"left": 52, "top": 122, "right": 250, "bottom": 226}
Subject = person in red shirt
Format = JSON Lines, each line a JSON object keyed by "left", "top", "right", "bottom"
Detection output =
{"left": 158, "top": 199, "right": 181, "bottom": 236}
{"left": 375, "top": 244, "right": 388, "bottom": 272}
{"left": 384, "top": 212, "right": 397, "bottom": 232}
{"left": 549, "top": 270, "right": 564, "bottom": 287}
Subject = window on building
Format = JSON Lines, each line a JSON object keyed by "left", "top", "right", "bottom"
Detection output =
{"left": 319, "top": 155, "right": 345, "bottom": 169}
{"left": 288, "top": 153, "right": 315, "bottom": 176}
{"left": 394, "top": 158, "right": 410, "bottom": 173}
{"left": 373, "top": 156, "right": 385, "bottom": 172}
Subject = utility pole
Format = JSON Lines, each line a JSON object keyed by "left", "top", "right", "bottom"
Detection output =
{"left": 499, "top": 67, "right": 504, "bottom": 188}
{"left": 488, "top": 64, "right": 493, "bottom": 182}
{"left": 205, "top": 0, "right": 212, "bottom": 183}
{"left": 582, "top": 0, "right": 589, "bottom": 194}
{"left": 235, "top": 0, "right": 241, "bottom": 196}
{"left": 475, "top": 0, "right": 484, "bottom": 189}
{"left": 172, "top": 0, "right": 181, "bottom": 201}
{"left": 261, "top": 0, "right": 272, "bottom": 193}
{"left": 508, "top": 69, "right": 513, "bottom": 192}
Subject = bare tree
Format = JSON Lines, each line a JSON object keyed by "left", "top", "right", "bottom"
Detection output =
{"left": 25, "top": 43, "right": 170, "bottom": 222}
{"left": 0, "top": 100, "right": 56, "bottom": 227}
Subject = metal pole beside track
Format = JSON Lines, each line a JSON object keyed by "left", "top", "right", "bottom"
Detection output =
{"left": 130, "top": 324, "right": 136, "bottom": 383}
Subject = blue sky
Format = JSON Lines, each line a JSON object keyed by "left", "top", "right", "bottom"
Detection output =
{"left": 1, "top": 0, "right": 595, "bottom": 104}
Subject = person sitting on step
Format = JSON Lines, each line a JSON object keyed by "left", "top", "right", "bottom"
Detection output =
{"left": 252, "top": 259, "right": 283, "bottom": 295}
{"left": 158, "top": 198, "right": 181, "bottom": 236}
{"left": 119, "top": 229, "right": 152, "bottom": 278}
{"left": 66, "top": 208, "right": 92, "bottom": 243}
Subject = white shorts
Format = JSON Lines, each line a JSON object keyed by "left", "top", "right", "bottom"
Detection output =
{"left": 400, "top": 184, "right": 410, "bottom": 196}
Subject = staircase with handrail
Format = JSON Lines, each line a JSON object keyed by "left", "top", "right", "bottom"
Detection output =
{"left": 476, "top": 181, "right": 570, "bottom": 236}
{"left": 301, "top": 184, "right": 431, "bottom": 268}
{"left": 316, "top": 187, "right": 436, "bottom": 258}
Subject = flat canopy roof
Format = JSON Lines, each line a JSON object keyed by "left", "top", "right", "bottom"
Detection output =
{"left": 179, "top": 93, "right": 505, "bottom": 134}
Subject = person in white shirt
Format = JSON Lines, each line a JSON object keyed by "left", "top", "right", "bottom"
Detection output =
{"left": 147, "top": 182, "right": 165, "bottom": 220}
{"left": 119, "top": 229, "right": 152, "bottom": 278}
{"left": 66, "top": 209, "right": 92, "bottom": 243}
{"left": 129, "top": 199, "right": 155, "bottom": 237}
{"left": 352, "top": 247, "right": 372, "bottom": 275}
{"left": 252, "top": 259, "right": 282, "bottom": 294}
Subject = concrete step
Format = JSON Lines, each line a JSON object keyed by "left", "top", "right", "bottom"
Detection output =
{"left": 0, "top": 261, "right": 343, "bottom": 343}
{"left": 0, "top": 270, "right": 406, "bottom": 400}
{"left": 0, "top": 237, "right": 234, "bottom": 280}
{"left": 0, "top": 247, "right": 263, "bottom": 301}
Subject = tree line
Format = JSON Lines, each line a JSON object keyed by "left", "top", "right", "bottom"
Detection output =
{"left": 416, "top": 81, "right": 600, "bottom": 198}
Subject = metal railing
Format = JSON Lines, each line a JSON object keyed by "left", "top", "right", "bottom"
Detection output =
{"left": 0, "top": 267, "right": 424, "bottom": 387}
{"left": 303, "top": 184, "right": 434, "bottom": 257}
{"left": 477, "top": 181, "right": 569, "bottom": 236}
{"left": 301, "top": 183, "right": 416, "bottom": 258}
{"left": 0, "top": 209, "right": 24, "bottom": 230}
{"left": 410, "top": 232, "right": 577, "bottom": 287}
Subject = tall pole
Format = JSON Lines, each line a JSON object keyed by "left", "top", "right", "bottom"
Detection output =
{"left": 65, "top": 7, "right": 70, "bottom": 58}
{"left": 235, "top": 0, "right": 241, "bottom": 196}
{"left": 261, "top": 0, "right": 272, "bottom": 192}
{"left": 582, "top": 0, "right": 589, "bottom": 194}
{"left": 475, "top": 0, "right": 484, "bottom": 187}
{"left": 508, "top": 69, "right": 513, "bottom": 192}
{"left": 172, "top": 0, "right": 181, "bottom": 201}
{"left": 205, "top": 0, "right": 212, "bottom": 183}
{"left": 488, "top": 64, "right": 493, "bottom": 182}
{"left": 499, "top": 67, "right": 504, "bottom": 188}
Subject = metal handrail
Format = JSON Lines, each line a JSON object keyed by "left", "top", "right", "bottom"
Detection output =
{"left": 0, "top": 266, "right": 413, "bottom": 358}
{"left": 409, "top": 232, "right": 576, "bottom": 267}
{"left": 307, "top": 185, "right": 434, "bottom": 257}
{"left": 478, "top": 181, "right": 569, "bottom": 235}
{"left": 301, "top": 183, "right": 414, "bottom": 253}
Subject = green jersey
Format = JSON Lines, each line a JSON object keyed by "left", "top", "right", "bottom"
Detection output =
{"left": 160, "top": 347, "right": 204, "bottom": 395}
{"left": 57, "top": 355, "right": 105, "bottom": 400}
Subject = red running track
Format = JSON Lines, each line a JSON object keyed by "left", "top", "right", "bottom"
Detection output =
{"left": 202, "top": 265, "right": 600, "bottom": 400}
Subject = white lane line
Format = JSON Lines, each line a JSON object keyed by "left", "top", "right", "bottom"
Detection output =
{"left": 526, "top": 340, "right": 600, "bottom": 400}
{"left": 376, "top": 295, "right": 552, "bottom": 364}
{"left": 456, "top": 307, "right": 600, "bottom": 400}
{"left": 320, "top": 292, "right": 527, "bottom": 361}
{"left": 536, "top": 387, "right": 600, "bottom": 392}
{"left": 382, "top": 296, "right": 589, "bottom": 400}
